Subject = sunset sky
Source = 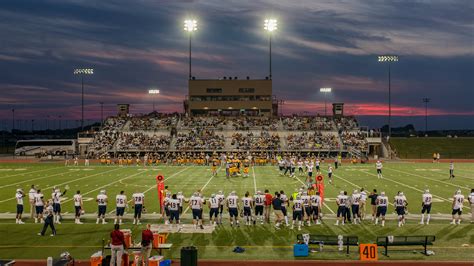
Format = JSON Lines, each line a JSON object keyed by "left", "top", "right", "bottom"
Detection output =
{"left": 0, "top": 0, "right": 473, "bottom": 129}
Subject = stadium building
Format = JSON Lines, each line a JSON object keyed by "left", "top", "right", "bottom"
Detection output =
{"left": 184, "top": 77, "right": 278, "bottom": 116}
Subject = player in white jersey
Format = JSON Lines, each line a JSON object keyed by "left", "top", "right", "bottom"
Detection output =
{"left": 307, "top": 163, "right": 314, "bottom": 179}
{"left": 394, "top": 192, "right": 408, "bottom": 227}
{"left": 15, "top": 189, "right": 25, "bottom": 224}
{"left": 163, "top": 192, "right": 171, "bottom": 224}
{"left": 468, "top": 188, "right": 474, "bottom": 223}
{"left": 420, "top": 189, "right": 432, "bottom": 225}
{"left": 278, "top": 159, "right": 285, "bottom": 176}
{"left": 327, "top": 165, "right": 333, "bottom": 185}
{"left": 74, "top": 156, "right": 79, "bottom": 166}
{"left": 301, "top": 192, "right": 311, "bottom": 226}
{"left": 168, "top": 194, "right": 181, "bottom": 229}
{"left": 34, "top": 189, "right": 45, "bottom": 223}
{"left": 310, "top": 192, "right": 322, "bottom": 224}
{"left": 242, "top": 192, "right": 254, "bottom": 225}
{"left": 280, "top": 191, "right": 290, "bottom": 226}
{"left": 96, "top": 190, "right": 108, "bottom": 224}
{"left": 451, "top": 190, "right": 464, "bottom": 225}
{"left": 28, "top": 185, "right": 36, "bottom": 219}
{"left": 376, "top": 161, "right": 383, "bottom": 178}
{"left": 254, "top": 191, "right": 265, "bottom": 224}
{"left": 359, "top": 188, "right": 367, "bottom": 220}
{"left": 73, "top": 190, "right": 83, "bottom": 224}
{"left": 297, "top": 160, "right": 304, "bottom": 176}
{"left": 189, "top": 192, "right": 204, "bottom": 229}
{"left": 292, "top": 195, "right": 304, "bottom": 230}
{"left": 227, "top": 191, "right": 240, "bottom": 227}
{"left": 351, "top": 190, "right": 361, "bottom": 224}
{"left": 132, "top": 191, "right": 145, "bottom": 225}
{"left": 51, "top": 186, "right": 68, "bottom": 224}
{"left": 216, "top": 191, "right": 225, "bottom": 224}
{"left": 449, "top": 161, "right": 455, "bottom": 179}
{"left": 375, "top": 192, "right": 388, "bottom": 226}
{"left": 335, "top": 191, "right": 348, "bottom": 226}
{"left": 177, "top": 191, "right": 185, "bottom": 214}
{"left": 84, "top": 156, "right": 90, "bottom": 166}
{"left": 114, "top": 191, "right": 127, "bottom": 225}
{"left": 315, "top": 159, "right": 321, "bottom": 174}
{"left": 208, "top": 194, "right": 220, "bottom": 226}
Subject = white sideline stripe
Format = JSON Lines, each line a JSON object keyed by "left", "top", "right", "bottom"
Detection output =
{"left": 363, "top": 169, "right": 466, "bottom": 209}
{"left": 0, "top": 166, "right": 64, "bottom": 179}
{"left": 252, "top": 166, "right": 257, "bottom": 193}
{"left": 108, "top": 167, "right": 191, "bottom": 214}
{"left": 0, "top": 168, "right": 121, "bottom": 203}
{"left": 386, "top": 167, "right": 470, "bottom": 189}
{"left": 292, "top": 174, "right": 336, "bottom": 215}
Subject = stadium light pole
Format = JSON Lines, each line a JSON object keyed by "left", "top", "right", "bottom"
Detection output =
{"left": 377, "top": 55, "right": 399, "bottom": 138}
{"left": 148, "top": 89, "right": 160, "bottom": 112}
{"left": 320, "top": 87, "right": 332, "bottom": 116}
{"left": 422, "top": 98, "right": 430, "bottom": 135}
{"left": 74, "top": 68, "right": 94, "bottom": 130}
{"left": 264, "top": 19, "right": 277, "bottom": 79}
{"left": 184, "top": 19, "right": 197, "bottom": 80}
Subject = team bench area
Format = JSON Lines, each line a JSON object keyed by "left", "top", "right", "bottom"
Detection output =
{"left": 296, "top": 234, "right": 359, "bottom": 255}
{"left": 376, "top": 235, "right": 436, "bottom": 256}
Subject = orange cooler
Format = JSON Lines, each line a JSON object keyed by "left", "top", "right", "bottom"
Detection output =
{"left": 120, "top": 229, "right": 132, "bottom": 248}
{"left": 148, "top": 256, "right": 164, "bottom": 266}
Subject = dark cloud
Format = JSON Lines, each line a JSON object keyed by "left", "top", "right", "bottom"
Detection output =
{"left": 0, "top": 0, "right": 473, "bottom": 129}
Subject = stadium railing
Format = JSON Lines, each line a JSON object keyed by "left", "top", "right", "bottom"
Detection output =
{"left": 296, "top": 234, "right": 359, "bottom": 255}
{"left": 376, "top": 235, "right": 435, "bottom": 256}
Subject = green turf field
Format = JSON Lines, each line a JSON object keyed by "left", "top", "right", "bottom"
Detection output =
{"left": 0, "top": 162, "right": 473, "bottom": 261}
{"left": 390, "top": 137, "right": 474, "bottom": 159}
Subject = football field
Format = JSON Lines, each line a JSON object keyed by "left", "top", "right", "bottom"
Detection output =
{"left": 0, "top": 161, "right": 473, "bottom": 261}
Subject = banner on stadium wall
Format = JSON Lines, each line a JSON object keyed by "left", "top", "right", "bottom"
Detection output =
{"left": 156, "top": 174, "right": 164, "bottom": 212}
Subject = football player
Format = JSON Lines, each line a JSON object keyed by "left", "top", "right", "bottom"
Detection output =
{"left": 449, "top": 161, "right": 455, "bottom": 179}
{"left": 394, "top": 191, "right": 408, "bottom": 227}
{"left": 327, "top": 165, "right": 333, "bottom": 185}
{"left": 132, "top": 191, "right": 145, "bottom": 225}
{"left": 15, "top": 189, "right": 25, "bottom": 224}
{"left": 301, "top": 191, "right": 311, "bottom": 226}
{"left": 227, "top": 191, "right": 240, "bottom": 227}
{"left": 242, "top": 192, "right": 254, "bottom": 225}
{"left": 168, "top": 194, "right": 181, "bottom": 229}
{"left": 216, "top": 190, "right": 225, "bottom": 224}
{"left": 351, "top": 190, "right": 361, "bottom": 224}
{"left": 114, "top": 191, "right": 127, "bottom": 225}
{"left": 208, "top": 194, "right": 220, "bottom": 226}
{"left": 34, "top": 189, "right": 45, "bottom": 224}
{"left": 420, "top": 189, "right": 432, "bottom": 225}
{"left": 376, "top": 160, "right": 383, "bottom": 179}
{"left": 280, "top": 190, "right": 290, "bottom": 226}
{"left": 359, "top": 188, "right": 367, "bottom": 220}
{"left": 375, "top": 191, "right": 388, "bottom": 226}
{"left": 335, "top": 191, "right": 348, "bottom": 226}
{"left": 73, "top": 190, "right": 84, "bottom": 224}
{"left": 254, "top": 191, "right": 265, "bottom": 224}
{"left": 451, "top": 189, "right": 464, "bottom": 225}
{"left": 96, "top": 190, "right": 108, "bottom": 224}
{"left": 52, "top": 186, "right": 68, "bottom": 224}
{"left": 310, "top": 191, "right": 322, "bottom": 225}
{"left": 190, "top": 191, "right": 204, "bottom": 229}
{"left": 291, "top": 195, "right": 303, "bottom": 231}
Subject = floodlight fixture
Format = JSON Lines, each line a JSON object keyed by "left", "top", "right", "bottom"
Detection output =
{"left": 377, "top": 55, "right": 399, "bottom": 138}
{"left": 184, "top": 19, "right": 197, "bottom": 32}
{"left": 264, "top": 19, "right": 278, "bottom": 32}
{"left": 74, "top": 68, "right": 94, "bottom": 130}
{"left": 320, "top": 87, "right": 332, "bottom": 93}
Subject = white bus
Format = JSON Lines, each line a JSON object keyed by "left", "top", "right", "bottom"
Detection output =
{"left": 15, "top": 139, "right": 77, "bottom": 156}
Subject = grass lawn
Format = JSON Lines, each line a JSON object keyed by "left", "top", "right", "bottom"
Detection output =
{"left": 390, "top": 137, "right": 474, "bottom": 159}
{"left": 0, "top": 162, "right": 473, "bottom": 261}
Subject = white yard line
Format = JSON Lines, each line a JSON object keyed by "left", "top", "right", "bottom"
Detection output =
{"left": 0, "top": 166, "right": 64, "bottom": 179}
{"left": 386, "top": 167, "right": 470, "bottom": 189}
{"left": 252, "top": 166, "right": 257, "bottom": 193}
{"left": 0, "top": 168, "right": 121, "bottom": 203}
{"left": 182, "top": 167, "right": 221, "bottom": 215}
